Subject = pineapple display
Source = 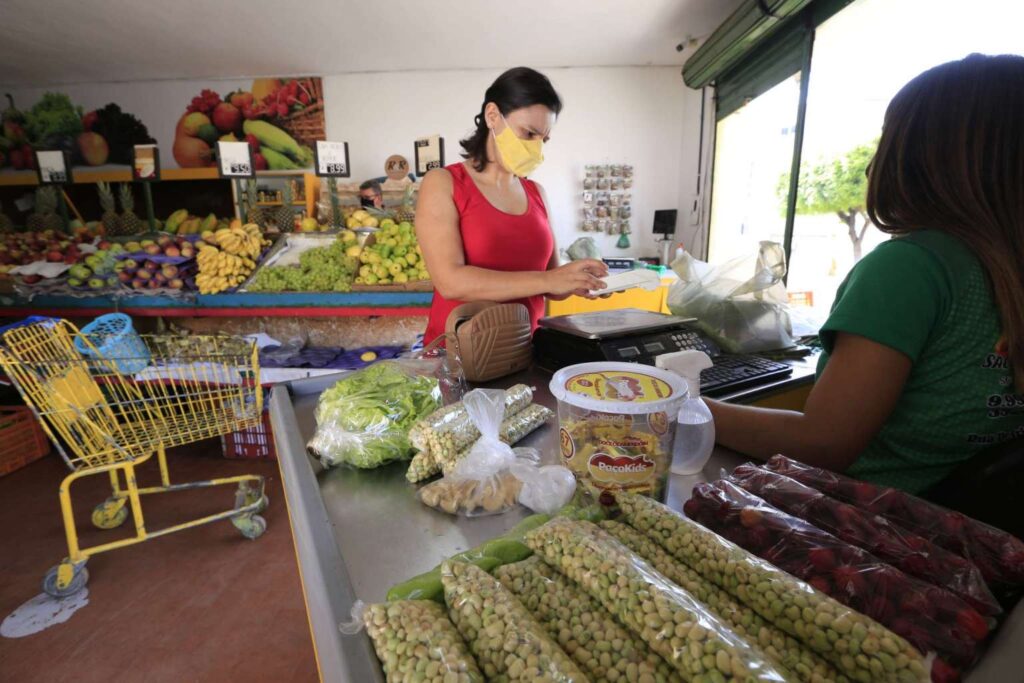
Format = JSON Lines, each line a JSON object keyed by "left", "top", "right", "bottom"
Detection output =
{"left": 244, "top": 179, "right": 267, "bottom": 229}
{"left": 274, "top": 183, "right": 295, "bottom": 231}
{"left": 393, "top": 184, "right": 416, "bottom": 223}
{"left": 328, "top": 179, "right": 343, "bottom": 230}
{"left": 118, "top": 184, "right": 145, "bottom": 235}
{"left": 27, "top": 187, "right": 62, "bottom": 232}
{"left": 97, "top": 182, "right": 123, "bottom": 235}
{"left": 0, "top": 201, "right": 14, "bottom": 233}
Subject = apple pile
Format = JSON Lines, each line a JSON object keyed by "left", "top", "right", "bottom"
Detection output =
{"left": 727, "top": 464, "right": 1001, "bottom": 617}
{"left": 117, "top": 235, "right": 196, "bottom": 291}
{"left": 764, "top": 455, "right": 1024, "bottom": 593}
{"left": 67, "top": 242, "right": 127, "bottom": 289}
{"left": 0, "top": 228, "right": 103, "bottom": 284}
{"left": 685, "top": 480, "right": 990, "bottom": 675}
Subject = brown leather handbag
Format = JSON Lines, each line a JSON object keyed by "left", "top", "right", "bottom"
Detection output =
{"left": 445, "top": 302, "right": 533, "bottom": 382}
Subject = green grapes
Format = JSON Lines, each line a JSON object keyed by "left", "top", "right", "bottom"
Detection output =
{"left": 248, "top": 239, "right": 358, "bottom": 292}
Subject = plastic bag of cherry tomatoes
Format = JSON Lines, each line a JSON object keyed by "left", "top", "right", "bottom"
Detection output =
{"left": 685, "top": 480, "right": 991, "bottom": 678}
{"left": 726, "top": 463, "right": 1001, "bottom": 617}
{"left": 764, "top": 455, "right": 1024, "bottom": 594}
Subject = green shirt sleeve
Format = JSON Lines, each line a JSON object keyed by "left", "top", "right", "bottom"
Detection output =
{"left": 820, "top": 239, "right": 951, "bottom": 362}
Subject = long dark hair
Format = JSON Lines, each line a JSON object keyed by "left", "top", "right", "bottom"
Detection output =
{"left": 460, "top": 67, "right": 563, "bottom": 172}
{"left": 867, "top": 53, "right": 1024, "bottom": 389}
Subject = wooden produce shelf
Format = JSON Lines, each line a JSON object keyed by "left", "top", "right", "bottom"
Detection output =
{"left": 0, "top": 291, "right": 433, "bottom": 318}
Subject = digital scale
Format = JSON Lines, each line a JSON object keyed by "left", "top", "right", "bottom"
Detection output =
{"left": 533, "top": 309, "right": 794, "bottom": 397}
{"left": 533, "top": 308, "right": 719, "bottom": 370}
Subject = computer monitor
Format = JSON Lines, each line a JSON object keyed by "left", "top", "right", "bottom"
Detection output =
{"left": 653, "top": 209, "right": 678, "bottom": 236}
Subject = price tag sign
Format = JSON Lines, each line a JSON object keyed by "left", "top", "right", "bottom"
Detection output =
{"left": 414, "top": 135, "right": 445, "bottom": 176}
{"left": 217, "top": 141, "right": 255, "bottom": 178}
{"left": 314, "top": 141, "right": 351, "bottom": 177}
{"left": 132, "top": 144, "right": 161, "bottom": 182}
{"left": 35, "top": 150, "right": 72, "bottom": 185}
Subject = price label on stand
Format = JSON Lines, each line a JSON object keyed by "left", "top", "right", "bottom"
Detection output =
{"left": 34, "top": 150, "right": 72, "bottom": 185}
{"left": 414, "top": 135, "right": 444, "bottom": 176}
{"left": 314, "top": 141, "right": 351, "bottom": 177}
{"left": 217, "top": 141, "right": 255, "bottom": 178}
{"left": 132, "top": 144, "right": 161, "bottom": 182}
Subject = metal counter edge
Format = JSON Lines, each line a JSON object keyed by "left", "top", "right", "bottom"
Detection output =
{"left": 270, "top": 379, "right": 385, "bottom": 683}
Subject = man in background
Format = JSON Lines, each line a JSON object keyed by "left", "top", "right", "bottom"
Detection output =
{"left": 359, "top": 180, "right": 384, "bottom": 209}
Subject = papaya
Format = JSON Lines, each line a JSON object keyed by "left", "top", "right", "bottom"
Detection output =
{"left": 251, "top": 78, "right": 281, "bottom": 102}
{"left": 200, "top": 213, "right": 218, "bottom": 232}
{"left": 165, "top": 209, "right": 189, "bottom": 234}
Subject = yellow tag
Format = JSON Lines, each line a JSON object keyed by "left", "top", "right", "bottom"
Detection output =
{"left": 564, "top": 370, "right": 673, "bottom": 404}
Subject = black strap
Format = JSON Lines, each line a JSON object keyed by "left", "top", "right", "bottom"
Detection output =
{"left": 756, "top": 0, "right": 780, "bottom": 18}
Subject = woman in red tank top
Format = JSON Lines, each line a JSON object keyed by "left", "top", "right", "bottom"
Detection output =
{"left": 417, "top": 67, "right": 608, "bottom": 344}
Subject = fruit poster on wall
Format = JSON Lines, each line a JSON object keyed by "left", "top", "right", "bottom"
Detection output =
{"left": 0, "top": 77, "right": 325, "bottom": 176}
{"left": 174, "top": 78, "right": 323, "bottom": 170}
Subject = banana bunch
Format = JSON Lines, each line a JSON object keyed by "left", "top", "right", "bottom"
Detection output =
{"left": 211, "top": 222, "right": 265, "bottom": 259}
{"left": 194, "top": 221, "right": 271, "bottom": 294}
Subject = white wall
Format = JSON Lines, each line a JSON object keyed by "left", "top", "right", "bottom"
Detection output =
{"left": 5, "top": 66, "right": 705, "bottom": 260}
{"left": 325, "top": 66, "right": 698, "bottom": 259}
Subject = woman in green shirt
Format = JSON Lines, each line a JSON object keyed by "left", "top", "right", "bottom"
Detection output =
{"left": 709, "top": 53, "right": 1024, "bottom": 494}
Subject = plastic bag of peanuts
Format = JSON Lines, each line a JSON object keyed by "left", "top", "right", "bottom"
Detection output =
{"left": 418, "top": 389, "right": 575, "bottom": 517}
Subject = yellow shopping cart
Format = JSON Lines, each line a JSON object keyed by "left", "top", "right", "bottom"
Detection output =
{"left": 0, "top": 315, "right": 268, "bottom": 598}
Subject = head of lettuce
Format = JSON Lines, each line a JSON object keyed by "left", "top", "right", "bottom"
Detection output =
{"left": 307, "top": 361, "right": 442, "bottom": 469}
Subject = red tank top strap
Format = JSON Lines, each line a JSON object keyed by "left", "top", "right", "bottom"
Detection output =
{"left": 520, "top": 178, "right": 547, "bottom": 217}
{"left": 446, "top": 163, "right": 473, "bottom": 214}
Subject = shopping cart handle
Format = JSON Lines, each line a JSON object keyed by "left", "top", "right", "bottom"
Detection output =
{"left": 0, "top": 316, "right": 60, "bottom": 337}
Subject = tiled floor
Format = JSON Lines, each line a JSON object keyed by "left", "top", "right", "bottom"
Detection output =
{"left": 0, "top": 444, "right": 318, "bottom": 682}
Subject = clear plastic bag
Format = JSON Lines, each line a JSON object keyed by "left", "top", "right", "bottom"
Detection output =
{"left": 409, "top": 384, "right": 533, "bottom": 456}
{"left": 407, "top": 401, "right": 552, "bottom": 484}
{"left": 524, "top": 518, "right": 788, "bottom": 682}
{"left": 306, "top": 360, "right": 443, "bottom": 469}
{"left": 667, "top": 242, "right": 794, "bottom": 353}
{"left": 411, "top": 333, "right": 467, "bottom": 406}
{"left": 615, "top": 491, "right": 933, "bottom": 683}
{"left": 341, "top": 599, "right": 484, "bottom": 683}
{"left": 418, "top": 389, "right": 573, "bottom": 516}
{"left": 598, "top": 519, "right": 844, "bottom": 683}
{"left": 727, "top": 463, "right": 1000, "bottom": 616}
{"left": 765, "top": 454, "right": 1024, "bottom": 592}
{"left": 495, "top": 556, "right": 683, "bottom": 683}
{"left": 685, "top": 480, "right": 989, "bottom": 673}
{"left": 563, "top": 236, "right": 601, "bottom": 262}
{"left": 441, "top": 561, "right": 587, "bottom": 682}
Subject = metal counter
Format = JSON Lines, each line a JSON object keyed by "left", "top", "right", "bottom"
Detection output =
{"left": 270, "top": 368, "right": 1023, "bottom": 683}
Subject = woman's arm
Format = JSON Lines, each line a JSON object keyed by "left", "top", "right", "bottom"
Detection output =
{"left": 536, "top": 183, "right": 610, "bottom": 301}
{"left": 416, "top": 170, "right": 606, "bottom": 301}
{"left": 707, "top": 332, "right": 912, "bottom": 471}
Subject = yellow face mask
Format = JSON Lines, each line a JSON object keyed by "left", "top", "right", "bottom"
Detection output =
{"left": 493, "top": 115, "right": 544, "bottom": 177}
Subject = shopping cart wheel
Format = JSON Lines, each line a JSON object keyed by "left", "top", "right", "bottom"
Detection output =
{"left": 233, "top": 514, "right": 267, "bottom": 540}
{"left": 235, "top": 482, "right": 267, "bottom": 512}
{"left": 91, "top": 497, "right": 129, "bottom": 530}
{"left": 42, "top": 562, "right": 89, "bottom": 598}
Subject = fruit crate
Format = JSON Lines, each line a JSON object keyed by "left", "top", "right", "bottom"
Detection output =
{"left": 350, "top": 280, "right": 433, "bottom": 292}
{"left": 237, "top": 232, "right": 333, "bottom": 292}
{"left": 221, "top": 409, "right": 276, "bottom": 460}
{"left": 0, "top": 406, "right": 50, "bottom": 476}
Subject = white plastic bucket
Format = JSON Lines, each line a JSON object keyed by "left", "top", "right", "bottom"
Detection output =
{"left": 550, "top": 362, "right": 687, "bottom": 501}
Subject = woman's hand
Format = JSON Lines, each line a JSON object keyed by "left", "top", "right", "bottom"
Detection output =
{"left": 543, "top": 259, "right": 608, "bottom": 298}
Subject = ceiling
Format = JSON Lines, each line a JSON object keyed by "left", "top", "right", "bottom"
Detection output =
{"left": 0, "top": 0, "right": 742, "bottom": 87}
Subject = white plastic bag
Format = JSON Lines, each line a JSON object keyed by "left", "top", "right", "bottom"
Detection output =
{"left": 667, "top": 241, "right": 794, "bottom": 353}
{"left": 418, "top": 389, "right": 575, "bottom": 516}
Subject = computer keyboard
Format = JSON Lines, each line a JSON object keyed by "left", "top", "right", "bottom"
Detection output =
{"left": 700, "top": 354, "right": 794, "bottom": 397}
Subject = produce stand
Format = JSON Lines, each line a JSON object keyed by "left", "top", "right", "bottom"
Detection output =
{"left": 268, "top": 367, "right": 1024, "bottom": 683}
{"left": 0, "top": 291, "right": 431, "bottom": 318}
